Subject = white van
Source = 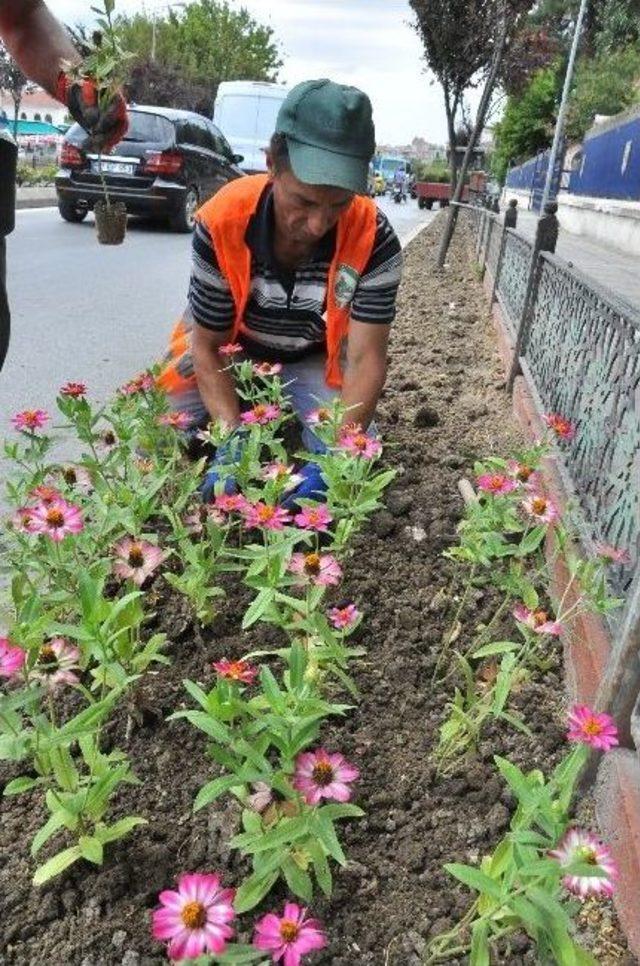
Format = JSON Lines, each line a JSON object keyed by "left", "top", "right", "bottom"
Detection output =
{"left": 213, "top": 81, "right": 291, "bottom": 174}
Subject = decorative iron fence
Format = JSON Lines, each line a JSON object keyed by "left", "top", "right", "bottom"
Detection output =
{"left": 462, "top": 203, "right": 640, "bottom": 725}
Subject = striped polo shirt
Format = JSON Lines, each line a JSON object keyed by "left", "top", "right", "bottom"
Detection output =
{"left": 187, "top": 183, "right": 402, "bottom": 363}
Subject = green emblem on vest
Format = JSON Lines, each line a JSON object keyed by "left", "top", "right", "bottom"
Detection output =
{"left": 334, "top": 264, "right": 360, "bottom": 309}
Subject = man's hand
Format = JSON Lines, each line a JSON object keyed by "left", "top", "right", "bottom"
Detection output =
{"left": 56, "top": 72, "right": 128, "bottom": 151}
{"left": 281, "top": 462, "right": 327, "bottom": 509}
{"left": 200, "top": 431, "right": 247, "bottom": 502}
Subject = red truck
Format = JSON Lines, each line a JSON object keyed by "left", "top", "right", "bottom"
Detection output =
{"left": 415, "top": 171, "right": 487, "bottom": 209}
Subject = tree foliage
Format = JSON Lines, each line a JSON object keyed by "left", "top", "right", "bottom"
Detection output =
{"left": 491, "top": 66, "right": 560, "bottom": 180}
{"left": 409, "top": 0, "right": 535, "bottom": 183}
{"left": 0, "top": 42, "right": 35, "bottom": 137}
{"left": 115, "top": 0, "right": 282, "bottom": 114}
{"left": 566, "top": 45, "right": 640, "bottom": 140}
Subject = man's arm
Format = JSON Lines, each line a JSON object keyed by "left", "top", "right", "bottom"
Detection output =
{"left": 192, "top": 324, "right": 242, "bottom": 430}
{"left": 341, "top": 320, "right": 389, "bottom": 430}
{"left": 0, "top": 0, "right": 80, "bottom": 96}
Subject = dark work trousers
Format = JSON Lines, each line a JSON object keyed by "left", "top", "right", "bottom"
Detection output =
{"left": 0, "top": 128, "right": 17, "bottom": 374}
{"left": 0, "top": 236, "right": 8, "bottom": 372}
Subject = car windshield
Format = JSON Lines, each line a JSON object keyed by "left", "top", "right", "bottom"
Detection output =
{"left": 66, "top": 111, "right": 174, "bottom": 146}
{"left": 217, "top": 94, "right": 283, "bottom": 141}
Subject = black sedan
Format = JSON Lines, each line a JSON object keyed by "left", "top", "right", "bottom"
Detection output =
{"left": 55, "top": 105, "right": 244, "bottom": 232}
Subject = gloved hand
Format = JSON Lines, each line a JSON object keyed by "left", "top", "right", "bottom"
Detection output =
{"left": 281, "top": 462, "right": 327, "bottom": 510}
{"left": 56, "top": 72, "right": 128, "bottom": 152}
{"left": 200, "top": 432, "right": 247, "bottom": 502}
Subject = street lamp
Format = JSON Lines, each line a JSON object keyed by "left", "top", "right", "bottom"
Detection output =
{"left": 151, "top": 2, "right": 187, "bottom": 62}
{"left": 539, "top": 0, "right": 589, "bottom": 213}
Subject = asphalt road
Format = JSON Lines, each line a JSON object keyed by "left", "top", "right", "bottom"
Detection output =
{"left": 0, "top": 194, "right": 432, "bottom": 422}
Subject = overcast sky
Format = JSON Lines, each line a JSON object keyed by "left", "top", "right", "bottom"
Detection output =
{"left": 47, "top": 0, "right": 455, "bottom": 144}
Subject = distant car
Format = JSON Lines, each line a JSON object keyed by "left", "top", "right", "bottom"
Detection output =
{"left": 55, "top": 105, "right": 245, "bottom": 232}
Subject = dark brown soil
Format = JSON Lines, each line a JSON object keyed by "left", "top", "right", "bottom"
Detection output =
{"left": 0, "top": 218, "right": 631, "bottom": 966}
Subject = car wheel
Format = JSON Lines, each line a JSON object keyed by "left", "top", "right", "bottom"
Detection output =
{"left": 58, "top": 199, "right": 88, "bottom": 223}
{"left": 169, "top": 186, "right": 199, "bottom": 233}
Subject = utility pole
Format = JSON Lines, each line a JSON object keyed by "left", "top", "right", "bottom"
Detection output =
{"left": 539, "top": 0, "right": 589, "bottom": 213}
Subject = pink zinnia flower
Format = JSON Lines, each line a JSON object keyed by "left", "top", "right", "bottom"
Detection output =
{"left": 253, "top": 362, "right": 283, "bottom": 377}
{"left": 214, "top": 493, "right": 249, "bottom": 514}
{"left": 595, "top": 543, "right": 631, "bottom": 565}
{"left": 288, "top": 552, "right": 342, "bottom": 587}
{"left": 213, "top": 658, "right": 259, "bottom": 685}
{"left": 507, "top": 460, "right": 539, "bottom": 488}
{"left": 120, "top": 372, "right": 154, "bottom": 395}
{"left": 522, "top": 493, "right": 559, "bottom": 524}
{"left": 294, "top": 505, "right": 333, "bottom": 532}
{"left": 243, "top": 502, "right": 291, "bottom": 531}
{"left": 31, "top": 500, "right": 83, "bottom": 542}
{"left": 306, "top": 407, "right": 332, "bottom": 426}
{"left": 328, "top": 604, "right": 361, "bottom": 630}
{"left": 29, "top": 485, "right": 62, "bottom": 505}
{"left": 0, "top": 637, "right": 26, "bottom": 680}
{"left": 549, "top": 829, "right": 617, "bottom": 899}
{"left": 113, "top": 537, "right": 166, "bottom": 586}
{"left": 247, "top": 781, "right": 273, "bottom": 814}
{"left": 253, "top": 902, "right": 327, "bottom": 965}
{"left": 99, "top": 429, "right": 118, "bottom": 450}
{"left": 218, "top": 343, "right": 243, "bottom": 357}
{"left": 33, "top": 638, "right": 81, "bottom": 691}
{"left": 159, "top": 411, "right": 191, "bottom": 429}
{"left": 513, "top": 603, "right": 563, "bottom": 636}
{"left": 10, "top": 506, "right": 38, "bottom": 534}
{"left": 293, "top": 748, "right": 359, "bottom": 806}
{"left": 477, "top": 473, "right": 518, "bottom": 496}
{"left": 567, "top": 705, "right": 619, "bottom": 752}
{"left": 12, "top": 409, "right": 49, "bottom": 432}
{"left": 240, "top": 403, "right": 281, "bottom": 426}
{"left": 59, "top": 465, "right": 93, "bottom": 492}
{"left": 338, "top": 428, "right": 382, "bottom": 459}
{"left": 152, "top": 872, "right": 235, "bottom": 961}
{"left": 262, "top": 462, "right": 303, "bottom": 491}
{"left": 59, "top": 381, "right": 87, "bottom": 398}
{"left": 184, "top": 504, "right": 226, "bottom": 535}
{"left": 543, "top": 413, "right": 576, "bottom": 441}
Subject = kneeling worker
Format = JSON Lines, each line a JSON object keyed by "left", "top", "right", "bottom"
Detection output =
{"left": 157, "top": 79, "right": 402, "bottom": 500}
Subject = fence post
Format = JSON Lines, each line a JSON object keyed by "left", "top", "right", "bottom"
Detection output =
{"left": 479, "top": 215, "right": 494, "bottom": 275}
{"left": 595, "top": 571, "right": 640, "bottom": 747}
{"left": 507, "top": 202, "right": 560, "bottom": 390}
{"left": 504, "top": 198, "right": 518, "bottom": 229}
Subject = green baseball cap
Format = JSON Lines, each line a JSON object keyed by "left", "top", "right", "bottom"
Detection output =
{"left": 275, "top": 79, "right": 375, "bottom": 194}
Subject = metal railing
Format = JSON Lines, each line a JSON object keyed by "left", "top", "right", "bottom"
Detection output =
{"left": 461, "top": 202, "right": 640, "bottom": 740}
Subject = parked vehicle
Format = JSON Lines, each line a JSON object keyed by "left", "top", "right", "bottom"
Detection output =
{"left": 213, "top": 80, "right": 291, "bottom": 174}
{"left": 415, "top": 180, "right": 469, "bottom": 209}
{"left": 55, "top": 106, "right": 244, "bottom": 232}
{"left": 376, "top": 155, "right": 412, "bottom": 192}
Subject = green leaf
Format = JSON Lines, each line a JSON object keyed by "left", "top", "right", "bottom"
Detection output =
{"left": 288, "top": 642, "right": 307, "bottom": 691}
{"left": 494, "top": 756, "right": 534, "bottom": 806}
{"left": 517, "top": 525, "right": 546, "bottom": 557}
{"left": 242, "top": 588, "right": 276, "bottom": 629}
{"left": 95, "top": 817, "right": 147, "bottom": 844}
{"left": 171, "top": 710, "right": 230, "bottom": 743}
{"left": 233, "top": 869, "right": 280, "bottom": 913}
{"left": 282, "top": 855, "right": 313, "bottom": 902}
{"left": 259, "top": 666, "right": 286, "bottom": 713}
{"left": 3, "top": 775, "right": 41, "bottom": 795}
{"left": 470, "top": 920, "right": 490, "bottom": 966}
{"left": 216, "top": 945, "right": 270, "bottom": 964}
{"left": 33, "top": 845, "right": 82, "bottom": 885}
{"left": 308, "top": 840, "right": 332, "bottom": 896}
{"left": 194, "top": 775, "right": 239, "bottom": 812}
{"left": 232, "top": 816, "right": 308, "bottom": 855}
{"left": 317, "top": 803, "right": 365, "bottom": 821}
{"left": 183, "top": 678, "right": 212, "bottom": 713}
{"left": 444, "top": 863, "right": 503, "bottom": 901}
{"left": 79, "top": 835, "right": 104, "bottom": 865}
{"left": 314, "top": 812, "right": 347, "bottom": 866}
{"left": 472, "top": 641, "right": 518, "bottom": 659}
{"left": 31, "top": 811, "right": 67, "bottom": 856}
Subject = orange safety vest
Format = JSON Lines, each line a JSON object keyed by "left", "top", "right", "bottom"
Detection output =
{"left": 157, "top": 174, "right": 378, "bottom": 395}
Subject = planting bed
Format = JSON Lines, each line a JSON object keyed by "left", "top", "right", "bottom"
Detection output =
{"left": 0, "top": 219, "right": 632, "bottom": 965}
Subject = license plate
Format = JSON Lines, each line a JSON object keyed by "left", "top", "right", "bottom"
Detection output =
{"left": 93, "top": 160, "right": 135, "bottom": 175}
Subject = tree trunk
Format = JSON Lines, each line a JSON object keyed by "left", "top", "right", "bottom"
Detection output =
{"left": 12, "top": 95, "right": 19, "bottom": 139}
{"left": 436, "top": 1, "right": 509, "bottom": 269}
{"left": 443, "top": 87, "right": 458, "bottom": 189}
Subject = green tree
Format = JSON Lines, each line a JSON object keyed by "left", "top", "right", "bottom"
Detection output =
{"left": 116, "top": 0, "right": 282, "bottom": 108}
{"left": 566, "top": 45, "right": 640, "bottom": 139}
{"left": 593, "top": 0, "right": 640, "bottom": 54}
{"left": 492, "top": 65, "right": 560, "bottom": 181}
{"left": 0, "top": 42, "right": 35, "bottom": 137}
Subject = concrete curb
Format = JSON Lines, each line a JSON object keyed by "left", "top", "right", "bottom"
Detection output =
{"left": 16, "top": 186, "right": 57, "bottom": 209}
{"left": 481, "top": 262, "right": 640, "bottom": 960}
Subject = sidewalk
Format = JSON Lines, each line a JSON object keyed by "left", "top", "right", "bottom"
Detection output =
{"left": 514, "top": 207, "right": 640, "bottom": 312}
{"left": 16, "top": 185, "right": 56, "bottom": 209}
